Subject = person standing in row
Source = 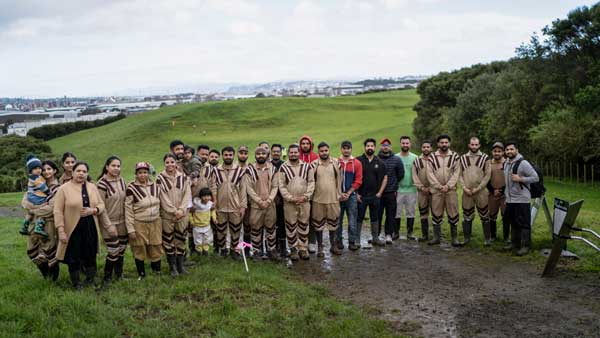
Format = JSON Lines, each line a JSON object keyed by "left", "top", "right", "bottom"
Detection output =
{"left": 157, "top": 153, "right": 191, "bottom": 277}
{"left": 169, "top": 140, "right": 185, "bottom": 173}
{"left": 336, "top": 140, "right": 363, "bottom": 250}
{"left": 21, "top": 160, "right": 61, "bottom": 281}
{"left": 278, "top": 144, "right": 315, "bottom": 261}
{"left": 237, "top": 145, "right": 252, "bottom": 257}
{"left": 310, "top": 142, "right": 343, "bottom": 257}
{"left": 357, "top": 138, "right": 388, "bottom": 246}
{"left": 270, "top": 144, "right": 287, "bottom": 258}
{"left": 54, "top": 162, "right": 105, "bottom": 289}
{"left": 125, "top": 162, "right": 162, "bottom": 280}
{"left": 395, "top": 136, "right": 418, "bottom": 240}
{"left": 196, "top": 144, "right": 210, "bottom": 165}
{"left": 503, "top": 142, "right": 539, "bottom": 256}
{"left": 427, "top": 135, "right": 461, "bottom": 246}
{"left": 299, "top": 135, "right": 319, "bottom": 253}
{"left": 211, "top": 146, "right": 247, "bottom": 259}
{"left": 412, "top": 141, "right": 433, "bottom": 241}
{"left": 96, "top": 156, "right": 127, "bottom": 284}
{"left": 459, "top": 137, "right": 491, "bottom": 246}
{"left": 59, "top": 152, "right": 77, "bottom": 185}
{"left": 244, "top": 147, "right": 279, "bottom": 259}
{"left": 487, "top": 142, "right": 509, "bottom": 243}
{"left": 377, "top": 138, "right": 404, "bottom": 244}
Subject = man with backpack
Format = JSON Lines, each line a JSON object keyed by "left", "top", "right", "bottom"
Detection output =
{"left": 503, "top": 141, "right": 540, "bottom": 256}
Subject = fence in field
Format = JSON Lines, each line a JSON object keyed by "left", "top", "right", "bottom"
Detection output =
{"left": 532, "top": 159, "right": 599, "bottom": 186}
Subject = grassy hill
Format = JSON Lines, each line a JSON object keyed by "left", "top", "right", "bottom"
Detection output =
{"left": 49, "top": 90, "right": 417, "bottom": 179}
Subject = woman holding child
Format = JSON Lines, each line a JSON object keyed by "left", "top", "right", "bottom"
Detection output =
{"left": 21, "top": 158, "right": 61, "bottom": 281}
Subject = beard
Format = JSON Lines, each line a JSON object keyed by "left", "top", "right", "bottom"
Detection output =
{"left": 256, "top": 158, "right": 266, "bottom": 164}
{"left": 319, "top": 154, "right": 329, "bottom": 160}
{"left": 440, "top": 146, "right": 449, "bottom": 152}
{"left": 223, "top": 158, "right": 233, "bottom": 165}
{"left": 209, "top": 160, "right": 218, "bottom": 166}
{"left": 506, "top": 152, "right": 516, "bottom": 159}
{"left": 422, "top": 151, "right": 431, "bottom": 156}
{"left": 238, "top": 158, "right": 247, "bottom": 163}
{"left": 401, "top": 146, "right": 409, "bottom": 152}
{"left": 366, "top": 149, "right": 374, "bottom": 156}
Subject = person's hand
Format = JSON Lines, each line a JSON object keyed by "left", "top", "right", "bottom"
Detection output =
{"left": 356, "top": 194, "right": 362, "bottom": 203}
{"left": 80, "top": 207, "right": 95, "bottom": 217}
{"left": 297, "top": 196, "right": 307, "bottom": 204}
{"left": 340, "top": 192, "right": 349, "bottom": 202}
{"left": 128, "top": 232, "right": 137, "bottom": 242}
{"left": 259, "top": 200, "right": 269, "bottom": 209}
{"left": 441, "top": 185, "right": 449, "bottom": 193}
{"left": 375, "top": 192, "right": 382, "bottom": 199}
{"left": 463, "top": 188, "right": 472, "bottom": 196}
{"left": 58, "top": 227, "right": 67, "bottom": 244}
{"left": 175, "top": 209, "right": 184, "bottom": 220}
{"left": 240, "top": 207, "right": 246, "bottom": 218}
{"left": 422, "top": 187, "right": 430, "bottom": 194}
{"left": 494, "top": 189, "right": 501, "bottom": 197}
{"left": 511, "top": 174, "right": 523, "bottom": 183}
{"left": 108, "top": 225, "right": 117, "bottom": 238}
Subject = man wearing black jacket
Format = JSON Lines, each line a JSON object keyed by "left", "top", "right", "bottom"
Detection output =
{"left": 357, "top": 138, "right": 388, "bottom": 246}
{"left": 271, "top": 144, "right": 287, "bottom": 258}
{"left": 377, "top": 138, "right": 405, "bottom": 244}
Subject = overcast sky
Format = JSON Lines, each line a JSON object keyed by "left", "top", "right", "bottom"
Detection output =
{"left": 0, "top": 0, "right": 595, "bottom": 97}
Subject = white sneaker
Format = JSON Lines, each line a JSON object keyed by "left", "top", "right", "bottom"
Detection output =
{"left": 385, "top": 235, "right": 392, "bottom": 244}
{"left": 308, "top": 243, "right": 317, "bottom": 253}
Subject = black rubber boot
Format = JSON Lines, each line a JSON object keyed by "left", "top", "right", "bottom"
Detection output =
{"left": 502, "top": 216, "right": 511, "bottom": 244}
{"left": 407, "top": 218, "right": 416, "bottom": 240}
{"left": 516, "top": 229, "right": 531, "bottom": 256}
{"left": 420, "top": 218, "right": 429, "bottom": 241}
{"left": 483, "top": 219, "right": 492, "bottom": 246}
{"left": 150, "top": 260, "right": 161, "bottom": 275}
{"left": 176, "top": 255, "right": 187, "bottom": 275}
{"left": 461, "top": 220, "right": 472, "bottom": 246}
{"left": 114, "top": 256, "right": 124, "bottom": 280}
{"left": 428, "top": 224, "right": 441, "bottom": 245}
{"left": 135, "top": 259, "right": 146, "bottom": 280}
{"left": 392, "top": 218, "right": 400, "bottom": 241}
{"left": 84, "top": 264, "right": 97, "bottom": 287}
{"left": 505, "top": 224, "right": 521, "bottom": 252}
{"left": 490, "top": 219, "right": 497, "bottom": 241}
{"left": 48, "top": 264, "right": 60, "bottom": 282}
{"left": 103, "top": 259, "right": 114, "bottom": 285}
{"left": 167, "top": 255, "right": 179, "bottom": 277}
{"left": 316, "top": 231, "right": 324, "bottom": 258}
{"left": 37, "top": 262, "right": 49, "bottom": 278}
{"left": 329, "top": 231, "right": 342, "bottom": 255}
{"left": 451, "top": 223, "right": 461, "bottom": 247}
{"left": 69, "top": 269, "right": 82, "bottom": 290}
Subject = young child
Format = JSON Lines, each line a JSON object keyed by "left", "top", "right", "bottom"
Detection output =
{"left": 189, "top": 187, "right": 216, "bottom": 256}
{"left": 20, "top": 154, "right": 49, "bottom": 237}
{"left": 182, "top": 145, "right": 202, "bottom": 179}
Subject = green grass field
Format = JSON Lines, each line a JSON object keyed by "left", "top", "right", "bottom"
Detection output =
{"left": 49, "top": 90, "right": 417, "bottom": 180}
{"left": 1, "top": 89, "right": 599, "bottom": 337}
{"left": 0, "top": 216, "right": 400, "bottom": 338}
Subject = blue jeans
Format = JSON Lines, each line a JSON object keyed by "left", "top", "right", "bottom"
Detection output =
{"left": 336, "top": 194, "right": 358, "bottom": 244}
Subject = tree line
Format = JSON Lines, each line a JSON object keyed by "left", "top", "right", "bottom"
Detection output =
{"left": 413, "top": 3, "right": 600, "bottom": 166}
{"left": 28, "top": 113, "right": 126, "bottom": 141}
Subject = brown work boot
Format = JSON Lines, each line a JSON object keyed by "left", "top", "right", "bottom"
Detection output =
{"left": 317, "top": 243, "right": 325, "bottom": 258}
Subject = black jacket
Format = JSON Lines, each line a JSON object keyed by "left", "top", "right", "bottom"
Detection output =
{"left": 377, "top": 151, "right": 404, "bottom": 193}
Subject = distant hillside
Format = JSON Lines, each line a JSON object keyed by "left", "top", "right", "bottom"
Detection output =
{"left": 49, "top": 90, "right": 418, "bottom": 180}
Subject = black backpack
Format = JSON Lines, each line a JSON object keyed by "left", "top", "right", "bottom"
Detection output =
{"left": 512, "top": 159, "right": 546, "bottom": 198}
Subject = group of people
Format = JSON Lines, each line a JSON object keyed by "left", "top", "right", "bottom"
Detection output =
{"left": 19, "top": 133, "right": 540, "bottom": 289}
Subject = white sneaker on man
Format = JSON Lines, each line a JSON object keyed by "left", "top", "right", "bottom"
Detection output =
{"left": 308, "top": 243, "right": 317, "bottom": 254}
{"left": 385, "top": 235, "right": 392, "bottom": 244}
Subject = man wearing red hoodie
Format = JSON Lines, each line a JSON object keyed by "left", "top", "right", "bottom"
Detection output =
{"left": 299, "top": 135, "right": 319, "bottom": 253}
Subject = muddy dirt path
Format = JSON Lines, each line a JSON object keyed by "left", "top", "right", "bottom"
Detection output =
{"left": 0, "top": 206, "right": 23, "bottom": 218}
{"left": 292, "top": 230, "right": 600, "bottom": 338}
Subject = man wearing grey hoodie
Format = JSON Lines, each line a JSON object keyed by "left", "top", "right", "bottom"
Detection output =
{"left": 503, "top": 141, "right": 539, "bottom": 256}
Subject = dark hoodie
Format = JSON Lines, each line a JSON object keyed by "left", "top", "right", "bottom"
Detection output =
{"left": 299, "top": 135, "right": 319, "bottom": 164}
{"left": 378, "top": 150, "right": 404, "bottom": 193}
